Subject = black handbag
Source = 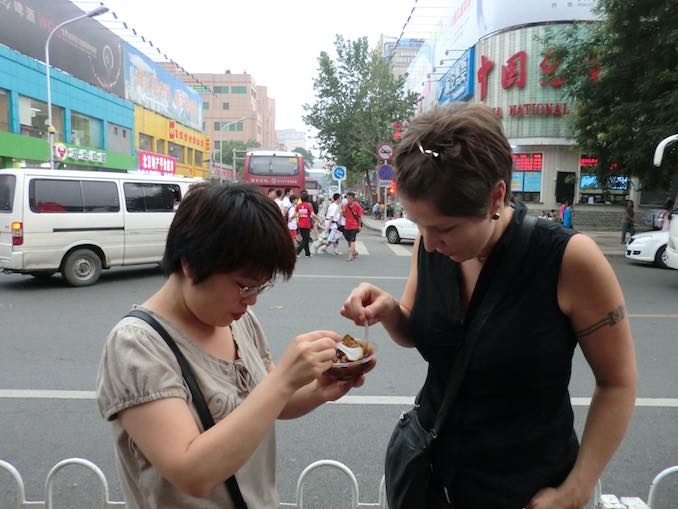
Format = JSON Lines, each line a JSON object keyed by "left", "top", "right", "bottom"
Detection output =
{"left": 384, "top": 214, "right": 537, "bottom": 509}
{"left": 125, "top": 309, "right": 248, "bottom": 509}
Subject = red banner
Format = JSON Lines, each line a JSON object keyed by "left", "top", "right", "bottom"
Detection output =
{"left": 138, "top": 151, "right": 176, "bottom": 175}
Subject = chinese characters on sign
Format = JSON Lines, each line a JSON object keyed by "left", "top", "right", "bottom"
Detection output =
{"left": 512, "top": 153, "right": 543, "bottom": 171}
{"left": 438, "top": 48, "right": 475, "bottom": 103}
{"left": 53, "top": 143, "right": 107, "bottom": 164}
{"left": 168, "top": 120, "right": 206, "bottom": 148}
{"left": 138, "top": 150, "right": 176, "bottom": 175}
{"left": 501, "top": 51, "right": 527, "bottom": 89}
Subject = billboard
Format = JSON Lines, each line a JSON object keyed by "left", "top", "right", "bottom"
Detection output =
{"left": 438, "top": 48, "right": 474, "bottom": 103}
{"left": 125, "top": 45, "right": 202, "bottom": 131}
{"left": 0, "top": 0, "right": 125, "bottom": 97}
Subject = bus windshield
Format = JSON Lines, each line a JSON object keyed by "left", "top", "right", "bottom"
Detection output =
{"left": 248, "top": 155, "right": 300, "bottom": 176}
{"left": 305, "top": 178, "right": 319, "bottom": 190}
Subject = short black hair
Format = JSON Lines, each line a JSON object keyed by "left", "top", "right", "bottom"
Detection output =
{"left": 347, "top": 192, "right": 356, "bottom": 197}
{"left": 162, "top": 181, "right": 295, "bottom": 284}
{"left": 333, "top": 193, "right": 340, "bottom": 201}
{"left": 300, "top": 190, "right": 309, "bottom": 202}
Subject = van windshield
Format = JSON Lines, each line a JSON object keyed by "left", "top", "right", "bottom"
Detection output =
{"left": 0, "top": 174, "right": 15, "bottom": 212}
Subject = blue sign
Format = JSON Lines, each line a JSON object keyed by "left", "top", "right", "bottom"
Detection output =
{"left": 378, "top": 164, "right": 394, "bottom": 181}
{"left": 332, "top": 166, "right": 346, "bottom": 180}
{"left": 523, "top": 172, "right": 542, "bottom": 193}
{"left": 438, "top": 48, "right": 474, "bottom": 104}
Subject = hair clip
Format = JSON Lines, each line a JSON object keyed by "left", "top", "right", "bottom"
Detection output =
{"left": 417, "top": 141, "right": 440, "bottom": 158}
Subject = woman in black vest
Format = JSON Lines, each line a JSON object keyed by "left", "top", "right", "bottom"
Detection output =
{"left": 341, "top": 104, "right": 637, "bottom": 509}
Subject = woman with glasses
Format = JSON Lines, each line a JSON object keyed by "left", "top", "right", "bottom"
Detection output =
{"left": 341, "top": 104, "right": 636, "bottom": 509}
{"left": 97, "top": 182, "right": 368, "bottom": 508}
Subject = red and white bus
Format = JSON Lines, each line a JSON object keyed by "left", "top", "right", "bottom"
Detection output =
{"left": 243, "top": 150, "right": 305, "bottom": 195}
{"left": 304, "top": 177, "right": 320, "bottom": 199}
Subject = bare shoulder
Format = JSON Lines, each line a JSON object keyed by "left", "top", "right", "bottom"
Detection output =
{"left": 558, "top": 233, "right": 622, "bottom": 318}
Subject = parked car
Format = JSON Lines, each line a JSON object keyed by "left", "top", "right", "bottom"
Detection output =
{"left": 625, "top": 231, "right": 673, "bottom": 269}
{"left": 382, "top": 217, "right": 418, "bottom": 244}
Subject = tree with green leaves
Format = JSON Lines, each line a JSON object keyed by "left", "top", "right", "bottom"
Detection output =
{"left": 291, "top": 147, "right": 315, "bottom": 169}
{"left": 543, "top": 0, "right": 678, "bottom": 192}
{"left": 217, "top": 139, "right": 260, "bottom": 166}
{"left": 303, "top": 35, "right": 419, "bottom": 196}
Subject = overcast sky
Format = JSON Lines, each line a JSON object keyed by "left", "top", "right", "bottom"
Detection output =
{"left": 99, "top": 0, "right": 418, "bottom": 132}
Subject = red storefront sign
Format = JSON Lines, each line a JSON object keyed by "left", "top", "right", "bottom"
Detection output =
{"left": 512, "top": 153, "right": 542, "bottom": 171}
{"left": 139, "top": 151, "right": 177, "bottom": 175}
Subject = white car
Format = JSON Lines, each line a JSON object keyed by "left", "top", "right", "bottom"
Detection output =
{"left": 382, "top": 217, "right": 418, "bottom": 244}
{"left": 625, "top": 231, "right": 673, "bottom": 269}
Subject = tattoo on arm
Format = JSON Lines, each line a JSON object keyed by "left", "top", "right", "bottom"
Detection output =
{"left": 575, "top": 306, "right": 625, "bottom": 339}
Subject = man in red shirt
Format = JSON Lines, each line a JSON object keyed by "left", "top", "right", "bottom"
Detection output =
{"left": 342, "top": 192, "right": 363, "bottom": 261}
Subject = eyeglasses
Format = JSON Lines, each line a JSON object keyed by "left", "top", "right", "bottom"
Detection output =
{"left": 238, "top": 281, "right": 274, "bottom": 298}
{"left": 417, "top": 141, "right": 440, "bottom": 158}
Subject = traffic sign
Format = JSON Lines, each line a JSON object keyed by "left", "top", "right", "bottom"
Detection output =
{"left": 332, "top": 166, "right": 346, "bottom": 181}
{"left": 377, "top": 163, "right": 394, "bottom": 181}
{"left": 376, "top": 143, "right": 395, "bottom": 161}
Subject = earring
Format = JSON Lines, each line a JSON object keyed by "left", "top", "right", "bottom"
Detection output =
{"left": 492, "top": 212, "right": 500, "bottom": 220}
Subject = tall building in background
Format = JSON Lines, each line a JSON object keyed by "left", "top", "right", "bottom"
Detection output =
{"left": 161, "top": 65, "right": 277, "bottom": 159}
{"left": 276, "top": 129, "right": 306, "bottom": 151}
{"left": 379, "top": 35, "right": 425, "bottom": 79}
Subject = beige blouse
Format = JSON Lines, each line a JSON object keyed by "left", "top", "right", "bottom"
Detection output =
{"left": 96, "top": 306, "right": 278, "bottom": 509}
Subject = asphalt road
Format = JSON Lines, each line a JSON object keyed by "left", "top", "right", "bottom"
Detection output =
{"left": 0, "top": 228, "right": 676, "bottom": 508}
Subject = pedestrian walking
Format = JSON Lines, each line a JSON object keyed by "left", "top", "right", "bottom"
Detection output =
{"left": 287, "top": 194, "right": 298, "bottom": 243}
{"left": 340, "top": 103, "right": 636, "bottom": 509}
{"left": 324, "top": 193, "right": 343, "bottom": 255}
{"left": 659, "top": 198, "right": 674, "bottom": 232}
{"left": 96, "top": 182, "right": 369, "bottom": 509}
{"left": 621, "top": 199, "right": 635, "bottom": 243}
{"left": 295, "top": 191, "right": 314, "bottom": 257}
{"left": 343, "top": 192, "right": 363, "bottom": 261}
{"left": 562, "top": 200, "right": 573, "bottom": 228}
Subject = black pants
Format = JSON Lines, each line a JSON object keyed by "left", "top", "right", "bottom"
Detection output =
{"left": 296, "top": 228, "right": 311, "bottom": 256}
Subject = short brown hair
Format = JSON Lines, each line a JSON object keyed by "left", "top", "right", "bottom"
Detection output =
{"left": 162, "top": 181, "right": 295, "bottom": 284}
{"left": 394, "top": 103, "right": 512, "bottom": 217}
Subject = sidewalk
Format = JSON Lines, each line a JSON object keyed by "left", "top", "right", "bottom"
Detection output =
{"left": 362, "top": 216, "right": 625, "bottom": 257}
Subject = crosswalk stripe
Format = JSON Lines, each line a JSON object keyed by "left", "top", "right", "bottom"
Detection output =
{"left": 387, "top": 244, "right": 412, "bottom": 256}
{"left": 355, "top": 240, "right": 369, "bottom": 255}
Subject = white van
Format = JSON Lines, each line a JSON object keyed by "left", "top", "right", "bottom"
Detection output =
{"left": 0, "top": 168, "right": 200, "bottom": 286}
{"left": 653, "top": 135, "right": 678, "bottom": 269}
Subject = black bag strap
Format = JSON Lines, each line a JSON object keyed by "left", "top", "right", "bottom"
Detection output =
{"left": 431, "top": 213, "right": 538, "bottom": 435}
{"left": 125, "top": 309, "right": 248, "bottom": 509}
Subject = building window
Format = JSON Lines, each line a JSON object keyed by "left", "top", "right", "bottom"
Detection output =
{"left": 222, "top": 102, "right": 230, "bottom": 110}
{"left": 213, "top": 140, "right": 221, "bottom": 151}
{"left": 187, "top": 148, "right": 194, "bottom": 165}
{"left": 71, "top": 111, "right": 103, "bottom": 148}
{"left": 156, "top": 139, "right": 166, "bottom": 154}
{"left": 213, "top": 86, "right": 229, "bottom": 93}
{"left": 214, "top": 121, "right": 222, "bottom": 131}
{"left": 107, "top": 122, "right": 131, "bottom": 154}
{"left": 195, "top": 151, "right": 203, "bottom": 166}
{"left": 231, "top": 86, "right": 247, "bottom": 94}
{"left": 0, "top": 89, "right": 9, "bottom": 132}
{"left": 251, "top": 88, "right": 256, "bottom": 98}
{"left": 168, "top": 141, "right": 185, "bottom": 163}
{"left": 139, "top": 133, "right": 153, "bottom": 152}
{"left": 202, "top": 101, "right": 209, "bottom": 109}
{"left": 19, "top": 96, "right": 64, "bottom": 141}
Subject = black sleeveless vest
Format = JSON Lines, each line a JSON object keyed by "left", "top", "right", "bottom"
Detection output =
{"left": 408, "top": 201, "right": 579, "bottom": 509}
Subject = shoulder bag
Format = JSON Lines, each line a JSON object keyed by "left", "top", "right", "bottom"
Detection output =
{"left": 125, "top": 309, "right": 248, "bottom": 509}
{"left": 384, "top": 214, "right": 537, "bottom": 509}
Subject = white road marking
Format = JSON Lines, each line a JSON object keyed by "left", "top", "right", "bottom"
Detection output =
{"left": 386, "top": 244, "right": 412, "bottom": 256}
{"left": 354, "top": 240, "right": 369, "bottom": 255}
{"left": 2, "top": 390, "right": 677, "bottom": 408}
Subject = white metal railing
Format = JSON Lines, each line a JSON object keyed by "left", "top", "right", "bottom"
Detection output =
{"left": 1, "top": 458, "right": 675, "bottom": 508}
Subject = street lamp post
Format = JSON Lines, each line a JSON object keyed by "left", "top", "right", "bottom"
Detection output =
{"left": 212, "top": 117, "right": 245, "bottom": 181}
{"left": 45, "top": 6, "right": 108, "bottom": 170}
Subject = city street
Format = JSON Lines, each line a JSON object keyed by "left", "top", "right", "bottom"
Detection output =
{"left": 1, "top": 227, "right": 677, "bottom": 508}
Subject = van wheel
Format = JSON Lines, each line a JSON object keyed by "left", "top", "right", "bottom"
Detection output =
{"left": 62, "top": 249, "right": 102, "bottom": 287}
{"left": 29, "top": 271, "right": 56, "bottom": 280}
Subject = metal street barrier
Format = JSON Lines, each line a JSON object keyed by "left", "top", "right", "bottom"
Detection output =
{"left": 1, "top": 458, "right": 675, "bottom": 508}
